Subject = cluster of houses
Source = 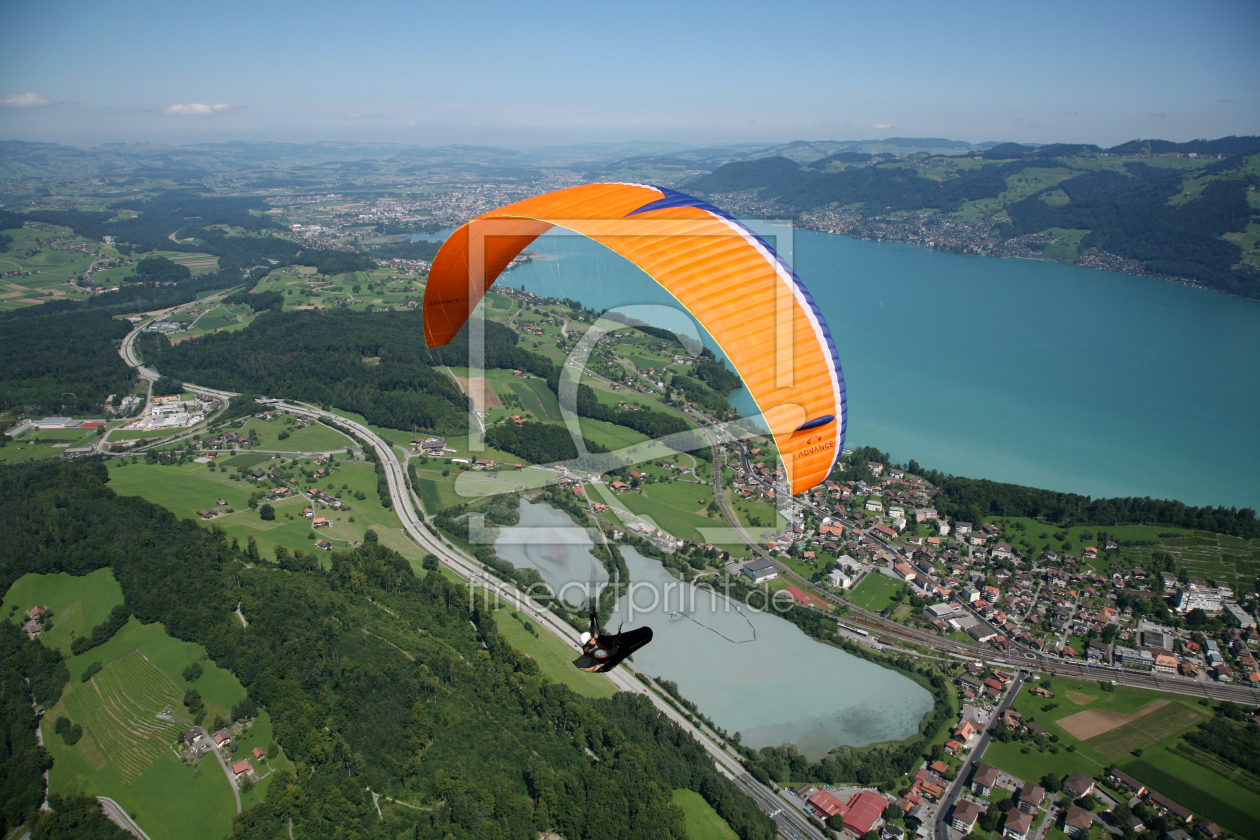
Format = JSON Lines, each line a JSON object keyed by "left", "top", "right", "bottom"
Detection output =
{"left": 197, "top": 428, "right": 248, "bottom": 451}
{"left": 179, "top": 725, "right": 271, "bottom": 787}
{"left": 411, "top": 438, "right": 451, "bottom": 456}
{"left": 22, "top": 605, "right": 48, "bottom": 640}
{"left": 953, "top": 766, "right": 1100, "bottom": 840}
{"left": 1105, "top": 767, "right": 1225, "bottom": 838}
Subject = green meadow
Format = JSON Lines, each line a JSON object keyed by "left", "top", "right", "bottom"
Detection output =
{"left": 2, "top": 568, "right": 124, "bottom": 656}
{"left": 4, "top": 568, "right": 247, "bottom": 840}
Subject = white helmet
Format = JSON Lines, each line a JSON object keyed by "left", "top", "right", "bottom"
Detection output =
{"left": 580, "top": 631, "right": 592, "bottom": 645}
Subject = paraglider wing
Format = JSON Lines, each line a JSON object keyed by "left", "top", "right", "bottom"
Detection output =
{"left": 423, "top": 183, "right": 846, "bottom": 494}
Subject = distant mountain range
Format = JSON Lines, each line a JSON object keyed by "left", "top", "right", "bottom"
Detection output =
{"left": 5, "top": 135, "right": 1230, "bottom": 181}
{"left": 2, "top": 133, "right": 1257, "bottom": 300}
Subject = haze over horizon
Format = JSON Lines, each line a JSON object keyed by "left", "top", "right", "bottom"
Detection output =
{"left": 1, "top": 0, "right": 1257, "bottom": 150}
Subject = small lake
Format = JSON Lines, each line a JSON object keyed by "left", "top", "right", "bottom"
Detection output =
{"left": 403, "top": 228, "right": 457, "bottom": 242}
{"left": 495, "top": 499, "right": 934, "bottom": 760}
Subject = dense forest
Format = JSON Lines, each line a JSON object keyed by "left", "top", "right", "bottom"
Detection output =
{"left": 0, "top": 308, "right": 136, "bottom": 415}
{"left": 137, "top": 309, "right": 473, "bottom": 433}
{"left": 139, "top": 306, "right": 672, "bottom": 462}
{"left": 545, "top": 368, "right": 693, "bottom": 443}
{"left": 486, "top": 422, "right": 583, "bottom": 462}
{"left": 0, "top": 458, "right": 777, "bottom": 839}
{"left": 924, "top": 473, "right": 1259, "bottom": 538}
{"left": 683, "top": 141, "right": 1260, "bottom": 300}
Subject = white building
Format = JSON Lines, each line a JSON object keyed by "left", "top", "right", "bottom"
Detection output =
{"left": 36, "top": 416, "right": 79, "bottom": 429}
{"left": 742, "top": 560, "right": 778, "bottom": 584}
{"left": 1172, "top": 584, "right": 1223, "bottom": 614}
{"left": 1224, "top": 602, "right": 1256, "bottom": 629}
{"left": 827, "top": 568, "right": 853, "bottom": 589}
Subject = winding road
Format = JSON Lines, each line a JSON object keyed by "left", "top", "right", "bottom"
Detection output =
{"left": 114, "top": 320, "right": 1255, "bottom": 838}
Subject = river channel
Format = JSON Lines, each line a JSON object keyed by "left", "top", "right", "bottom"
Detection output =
{"left": 496, "top": 499, "right": 934, "bottom": 760}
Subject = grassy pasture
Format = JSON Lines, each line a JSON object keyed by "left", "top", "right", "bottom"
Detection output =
{"left": 26, "top": 569, "right": 248, "bottom": 840}
{"left": 618, "top": 486, "right": 722, "bottom": 543}
{"left": 1123, "top": 755, "right": 1260, "bottom": 839}
{"left": 2, "top": 568, "right": 124, "bottom": 656}
{"left": 671, "top": 788, "right": 739, "bottom": 840}
{"left": 491, "top": 606, "right": 616, "bottom": 699}
{"left": 237, "top": 417, "right": 353, "bottom": 451}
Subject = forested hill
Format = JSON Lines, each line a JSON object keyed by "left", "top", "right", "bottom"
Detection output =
{"left": 0, "top": 458, "right": 778, "bottom": 839}
{"left": 683, "top": 137, "right": 1260, "bottom": 300}
{"left": 136, "top": 310, "right": 551, "bottom": 434}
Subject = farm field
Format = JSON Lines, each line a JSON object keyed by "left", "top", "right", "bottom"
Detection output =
{"left": 845, "top": 573, "right": 907, "bottom": 612}
{"left": 491, "top": 605, "right": 616, "bottom": 700}
{"left": 2, "top": 568, "right": 124, "bottom": 656}
{"left": 983, "top": 674, "right": 1235, "bottom": 824}
{"left": 28, "top": 568, "right": 248, "bottom": 840}
{"left": 1122, "top": 752, "right": 1260, "bottom": 839}
{"left": 104, "top": 458, "right": 408, "bottom": 563}
{"left": 618, "top": 486, "right": 723, "bottom": 543}
{"left": 237, "top": 417, "right": 354, "bottom": 451}
{"left": 61, "top": 617, "right": 246, "bottom": 723}
{"left": 576, "top": 415, "right": 652, "bottom": 451}
{"left": 60, "top": 650, "right": 187, "bottom": 784}
{"left": 106, "top": 458, "right": 258, "bottom": 517}
{"left": 411, "top": 466, "right": 465, "bottom": 513}
{"left": 45, "top": 734, "right": 236, "bottom": 840}
{"left": 2, "top": 438, "right": 85, "bottom": 462}
{"left": 671, "top": 788, "right": 738, "bottom": 840}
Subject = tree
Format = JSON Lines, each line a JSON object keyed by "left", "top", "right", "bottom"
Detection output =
{"left": 827, "top": 814, "right": 845, "bottom": 831}
{"left": 259, "top": 504, "right": 275, "bottom": 521}
{"left": 364, "top": 529, "right": 378, "bottom": 543}
{"left": 422, "top": 555, "right": 440, "bottom": 571}
{"left": 885, "top": 804, "right": 903, "bottom": 821}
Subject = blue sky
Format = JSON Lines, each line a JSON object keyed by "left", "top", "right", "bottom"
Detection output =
{"left": 1, "top": 0, "right": 1256, "bottom": 149}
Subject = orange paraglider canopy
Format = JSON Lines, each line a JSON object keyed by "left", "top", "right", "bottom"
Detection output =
{"left": 422, "top": 183, "right": 846, "bottom": 494}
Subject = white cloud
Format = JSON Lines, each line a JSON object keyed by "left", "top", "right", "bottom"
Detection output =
{"left": 162, "top": 102, "right": 233, "bottom": 116}
{"left": 871, "top": 123, "right": 892, "bottom": 129}
{"left": 1, "top": 92, "right": 52, "bottom": 108}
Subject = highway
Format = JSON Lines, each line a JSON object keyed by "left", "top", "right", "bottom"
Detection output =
{"left": 116, "top": 342, "right": 1250, "bottom": 839}
{"left": 118, "top": 288, "right": 241, "bottom": 382}
{"left": 171, "top": 387, "right": 824, "bottom": 840}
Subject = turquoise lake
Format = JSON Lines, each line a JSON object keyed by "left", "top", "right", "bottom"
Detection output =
{"left": 499, "top": 227, "right": 1260, "bottom": 509}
